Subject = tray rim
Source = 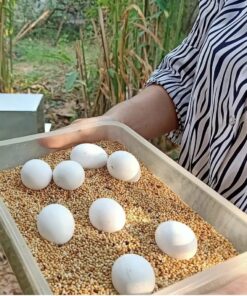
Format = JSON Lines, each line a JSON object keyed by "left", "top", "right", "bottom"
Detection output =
{"left": 0, "top": 120, "right": 246, "bottom": 222}
{"left": 0, "top": 200, "right": 52, "bottom": 294}
{"left": 0, "top": 120, "right": 246, "bottom": 294}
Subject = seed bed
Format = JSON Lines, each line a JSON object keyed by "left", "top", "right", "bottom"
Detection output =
{"left": 0, "top": 141, "right": 238, "bottom": 294}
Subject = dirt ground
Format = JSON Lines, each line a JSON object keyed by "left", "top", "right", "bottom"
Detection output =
{"left": 13, "top": 61, "right": 83, "bottom": 130}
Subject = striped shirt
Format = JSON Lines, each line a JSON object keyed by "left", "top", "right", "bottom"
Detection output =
{"left": 147, "top": 0, "right": 247, "bottom": 213}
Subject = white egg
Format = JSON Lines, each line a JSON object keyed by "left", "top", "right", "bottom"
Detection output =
{"left": 107, "top": 151, "right": 141, "bottom": 182}
{"left": 155, "top": 220, "right": 197, "bottom": 260}
{"left": 89, "top": 198, "right": 126, "bottom": 233}
{"left": 37, "top": 204, "right": 75, "bottom": 245}
{"left": 112, "top": 254, "right": 156, "bottom": 294}
{"left": 70, "top": 143, "right": 108, "bottom": 169}
{"left": 53, "top": 160, "right": 85, "bottom": 190}
{"left": 21, "top": 159, "right": 52, "bottom": 190}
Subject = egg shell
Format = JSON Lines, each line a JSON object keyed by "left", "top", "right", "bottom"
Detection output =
{"left": 37, "top": 204, "right": 75, "bottom": 245}
{"left": 112, "top": 254, "right": 156, "bottom": 294}
{"left": 70, "top": 143, "right": 108, "bottom": 169}
{"left": 21, "top": 159, "right": 52, "bottom": 190}
{"left": 89, "top": 198, "right": 126, "bottom": 233}
{"left": 107, "top": 151, "right": 141, "bottom": 182}
{"left": 53, "top": 160, "right": 85, "bottom": 190}
{"left": 155, "top": 220, "right": 198, "bottom": 260}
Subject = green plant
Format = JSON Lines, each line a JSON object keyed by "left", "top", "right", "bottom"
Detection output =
{"left": 14, "top": 38, "right": 74, "bottom": 65}
{"left": 83, "top": 0, "right": 188, "bottom": 116}
{"left": 70, "top": 0, "right": 191, "bottom": 156}
{"left": 0, "top": 0, "right": 15, "bottom": 92}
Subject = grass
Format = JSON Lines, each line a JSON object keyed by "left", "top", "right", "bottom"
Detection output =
{"left": 14, "top": 38, "right": 75, "bottom": 65}
{"left": 13, "top": 37, "right": 99, "bottom": 89}
{"left": 13, "top": 37, "right": 101, "bottom": 130}
{"left": 13, "top": 38, "right": 75, "bottom": 104}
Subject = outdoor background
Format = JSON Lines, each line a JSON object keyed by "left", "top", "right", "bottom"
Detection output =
{"left": 1, "top": 0, "right": 198, "bottom": 157}
{"left": 0, "top": 0, "right": 198, "bottom": 293}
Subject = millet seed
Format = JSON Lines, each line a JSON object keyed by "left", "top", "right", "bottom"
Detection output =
{"left": 0, "top": 141, "right": 238, "bottom": 294}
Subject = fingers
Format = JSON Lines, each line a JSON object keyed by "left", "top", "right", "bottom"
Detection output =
{"left": 38, "top": 124, "right": 85, "bottom": 149}
{"left": 38, "top": 116, "right": 110, "bottom": 149}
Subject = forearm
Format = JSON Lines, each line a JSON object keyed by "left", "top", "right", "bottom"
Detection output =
{"left": 41, "top": 85, "right": 178, "bottom": 148}
{"left": 104, "top": 85, "right": 178, "bottom": 139}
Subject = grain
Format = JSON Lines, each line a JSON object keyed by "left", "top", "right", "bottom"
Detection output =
{"left": 0, "top": 141, "right": 238, "bottom": 294}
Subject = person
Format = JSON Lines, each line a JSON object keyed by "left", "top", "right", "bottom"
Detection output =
{"left": 43, "top": 0, "right": 247, "bottom": 293}
{"left": 46, "top": 0, "right": 247, "bottom": 213}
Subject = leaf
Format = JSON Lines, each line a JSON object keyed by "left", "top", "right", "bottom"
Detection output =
{"left": 59, "top": 52, "right": 74, "bottom": 64}
{"left": 108, "top": 68, "right": 116, "bottom": 79}
{"left": 65, "top": 71, "right": 78, "bottom": 92}
{"left": 77, "top": 80, "right": 87, "bottom": 87}
{"left": 164, "top": 10, "right": 169, "bottom": 18}
{"left": 149, "top": 11, "right": 163, "bottom": 20}
{"left": 42, "top": 52, "right": 73, "bottom": 65}
{"left": 154, "top": 0, "right": 168, "bottom": 11}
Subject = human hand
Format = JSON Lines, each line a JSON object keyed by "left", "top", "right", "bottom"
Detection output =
{"left": 39, "top": 115, "right": 113, "bottom": 149}
{"left": 40, "top": 85, "right": 178, "bottom": 149}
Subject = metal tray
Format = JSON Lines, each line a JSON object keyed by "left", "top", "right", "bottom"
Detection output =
{"left": 0, "top": 121, "right": 247, "bottom": 294}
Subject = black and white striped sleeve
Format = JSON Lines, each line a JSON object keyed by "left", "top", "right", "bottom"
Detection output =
{"left": 146, "top": 0, "right": 223, "bottom": 144}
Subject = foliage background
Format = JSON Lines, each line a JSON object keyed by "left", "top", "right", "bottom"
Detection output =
{"left": 1, "top": 0, "right": 198, "bottom": 157}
